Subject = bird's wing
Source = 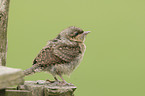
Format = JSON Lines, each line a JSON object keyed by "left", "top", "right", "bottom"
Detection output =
{"left": 33, "top": 43, "right": 81, "bottom": 66}
{"left": 33, "top": 45, "right": 67, "bottom": 66}
{"left": 53, "top": 43, "right": 81, "bottom": 62}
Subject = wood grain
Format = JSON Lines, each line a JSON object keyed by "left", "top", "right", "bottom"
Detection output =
{"left": 18, "top": 80, "right": 77, "bottom": 96}
{"left": 0, "top": 0, "right": 10, "bottom": 66}
{"left": 0, "top": 66, "right": 24, "bottom": 89}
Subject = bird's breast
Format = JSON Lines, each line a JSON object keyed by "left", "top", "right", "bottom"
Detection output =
{"left": 69, "top": 43, "right": 86, "bottom": 71}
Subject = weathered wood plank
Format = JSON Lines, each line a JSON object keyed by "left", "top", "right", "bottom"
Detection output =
{"left": 18, "top": 80, "right": 77, "bottom": 96}
{"left": 6, "top": 90, "right": 31, "bottom": 96}
{"left": 6, "top": 87, "right": 32, "bottom": 96}
{"left": 0, "top": 66, "right": 24, "bottom": 89}
{"left": 44, "top": 85, "right": 76, "bottom": 96}
{"left": 0, "top": 0, "right": 10, "bottom": 66}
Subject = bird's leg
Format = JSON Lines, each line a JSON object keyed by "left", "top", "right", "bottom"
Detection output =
{"left": 59, "top": 74, "right": 67, "bottom": 84}
{"left": 58, "top": 74, "right": 74, "bottom": 86}
{"left": 54, "top": 76, "right": 60, "bottom": 82}
{"left": 46, "top": 76, "right": 59, "bottom": 83}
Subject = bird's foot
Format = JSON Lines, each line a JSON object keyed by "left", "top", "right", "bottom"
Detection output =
{"left": 46, "top": 79, "right": 56, "bottom": 83}
{"left": 45, "top": 79, "right": 73, "bottom": 86}
{"left": 46, "top": 79, "right": 61, "bottom": 84}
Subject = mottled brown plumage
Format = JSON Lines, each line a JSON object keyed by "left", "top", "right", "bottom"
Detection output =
{"left": 24, "top": 26, "right": 90, "bottom": 84}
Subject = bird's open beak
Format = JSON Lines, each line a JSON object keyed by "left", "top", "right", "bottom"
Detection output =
{"left": 83, "top": 31, "right": 91, "bottom": 35}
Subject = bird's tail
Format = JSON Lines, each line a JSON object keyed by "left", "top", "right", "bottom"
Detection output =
{"left": 23, "top": 65, "right": 39, "bottom": 76}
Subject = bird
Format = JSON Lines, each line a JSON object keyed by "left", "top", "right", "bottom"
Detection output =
{"left": 23, "top": 26, "right": 90, "bottom": 84}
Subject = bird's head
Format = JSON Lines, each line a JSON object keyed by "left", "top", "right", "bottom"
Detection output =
{"left": 60, "top": 26, "right": 90, "bottom": 43}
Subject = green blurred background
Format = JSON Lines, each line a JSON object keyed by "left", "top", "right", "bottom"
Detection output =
{"left": 6, "top": 0, "right": 145, "bottom": 96}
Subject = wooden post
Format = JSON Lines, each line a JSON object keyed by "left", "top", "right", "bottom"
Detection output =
{"left": 0, "top": 0, "right": 10, "bottom": 95}
{"left": 0, "top": 0, "right": 10, "bottom": 66}
{"left": 18, "top": 80, "right": 77, "bottom": 96}
{"left": 0, "top": 0, "right": 9, "bottom": 65}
